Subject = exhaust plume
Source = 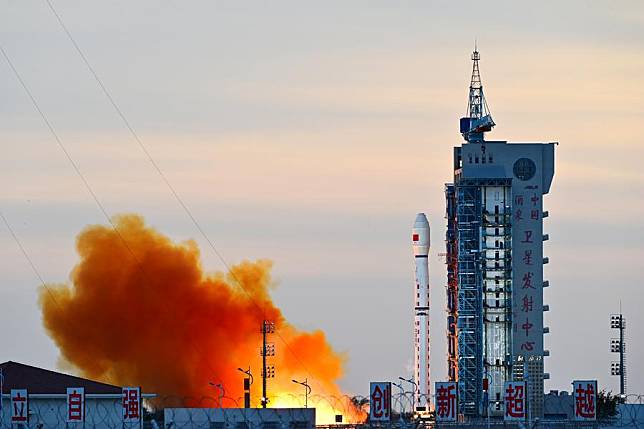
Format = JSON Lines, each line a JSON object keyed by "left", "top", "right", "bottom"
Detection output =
{"left": 39, "top": 214, "right": 364, "bottom": 422}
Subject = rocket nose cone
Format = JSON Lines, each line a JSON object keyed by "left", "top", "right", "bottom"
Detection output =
{"left": 412, "top": 213, "right": 430, "bottom": 251}
{"left": 414, "top": 213, "right": 430, "bottom": 230}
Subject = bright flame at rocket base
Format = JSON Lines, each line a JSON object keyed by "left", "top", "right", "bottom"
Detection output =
{"left": 38, "top": 214, "right": 365, "bottom": 424}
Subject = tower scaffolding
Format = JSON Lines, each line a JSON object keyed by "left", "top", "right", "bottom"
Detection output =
{"left": 455, "top": 183, "right": 483, "bottom": 415}
{"left": 445, "top": 184, "right": 459, "bottom": 383}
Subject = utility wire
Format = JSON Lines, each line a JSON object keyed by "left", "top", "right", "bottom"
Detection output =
{"left": 2, "top": 44, "right": 156, "bottom": 309}
{"left": 1, "top": 47, "right": 113, "bottom": 229}
{"left": 0, "top": 211, "right": 126, "bottom": 392}
{"left": 0, "top": 45, "right": 149, "bottom": 278}
{"left": 42, "top": 0, "right": 232, "bottom": 284}
{"left": 41, "top": 0, "right": 324, "bottom": 393}
{"left": 0, "top": 44, "right": 230, "bottom": 389}
{"left": 0, "top": 211, "right": 59, "bottom": 307}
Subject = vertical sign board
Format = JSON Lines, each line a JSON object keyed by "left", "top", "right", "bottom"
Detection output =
{"left": 10, "top": 389, "right": 28, "bottom": 424}
{"left": 434, "top": 382, "right": 457, "bottom": 422}
{"left": 66, "top": 387, "right": 85, "bottom": 423}
{"left": 573, "top": 380, "right": 597, "bottom": 421}
{"left": 503, "top": 381, "right": 527, "bottom": 422}
{"left": 122, "top": 387, "right": 141, "bottom": 423}
{"left": 369, "top": 382, "right": 391, "bottom": 422}
{"left": 511, "top": 155, "right": 547, "bottom": 359}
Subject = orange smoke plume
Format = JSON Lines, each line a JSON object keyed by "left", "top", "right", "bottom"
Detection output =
{"left": 39, "top": 214, "right": 365, "bottom": 423}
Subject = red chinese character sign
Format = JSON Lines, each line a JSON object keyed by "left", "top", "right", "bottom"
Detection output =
{"left": 573, "top": 380, "right": 597, "bottom": 421}
{"left": 512, "top": 180, "right": 544, "bottom": 358}
{"left": 10, "top": 389, "right": 28, "bottom": 424}
{"left": 66, "top": 387, "right": 85, "bottom": 423}
{"left": 503, "top": 381, "right": 526, "bottom": 421}
{"left": 122, "top": 387, "right": 141, "bottom": 423}
{"left": 369, "top": 382, "right": 391, "bottom": 422}
{"left": 434, "top": 382, "right": 457, "bottom": 422}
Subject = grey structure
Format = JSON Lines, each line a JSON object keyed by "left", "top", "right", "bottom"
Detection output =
{"left": 164, "top": 407, "right": 316, "bottom": 429}
{"left": 445, "top": 49, "right": 555, "bottom": 418}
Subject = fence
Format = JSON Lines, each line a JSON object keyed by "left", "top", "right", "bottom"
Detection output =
{"left": 0, "top": 394, "right": 642, "bottom": 428}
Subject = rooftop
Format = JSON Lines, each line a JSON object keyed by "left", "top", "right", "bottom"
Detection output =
{"left": 0, "top": 361, "right": 121, "bottom": 394}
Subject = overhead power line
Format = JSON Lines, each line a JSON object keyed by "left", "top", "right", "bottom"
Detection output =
{"left": 42, "top": 0, "right": 234, "bottom": 279}
{"left": 0, "top": 43, "right": 229, "bottom": 387}
{"left": 9, "top": 0, "right": 325, "bottom": 395}
{"left": 0, "top": 211, "right": 59, "bottom": 307}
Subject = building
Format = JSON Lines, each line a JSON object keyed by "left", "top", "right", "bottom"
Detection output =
{"left": 445, "top": 49, "right": 556, "bottom": 418}
{"left": 164, "top": 407, "right": 316, "bottom": 429}
{"left": 0, "top": 360, "right": 153, "bottom": 428}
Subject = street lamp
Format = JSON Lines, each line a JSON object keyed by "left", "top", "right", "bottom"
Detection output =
{"left": 208, "top": 382, "right": 225, "bottom": 408}
{"left": 417, "top": 393, "right": 430, "bottom": 413}
{"left": 237, "top": 367, "right": 253, "bottom": 408}
{"left": 399, "top": 377, "right": 418, "bottom": 412}
{"left": 238, "top": 367, "right": 254, "bottom": 385}
{"left": 392, "top": 382, "right": 407, "bottom": 416}
{"left": 291, "top": 378, "right": 312, "bottom": 408}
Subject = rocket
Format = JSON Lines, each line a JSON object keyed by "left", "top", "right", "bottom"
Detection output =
{"left": 412, "top": 213, "right": 431, "bottom": 409}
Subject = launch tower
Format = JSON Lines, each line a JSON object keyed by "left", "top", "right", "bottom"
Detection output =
{"left": 445, "top": 48, "right": 556, "bottom": 418}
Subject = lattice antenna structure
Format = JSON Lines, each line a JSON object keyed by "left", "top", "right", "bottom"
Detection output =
{"left": 610, "top": 314, "right": 627, "bottom": 396}
{"left": 460, "top": 47, "right": 496, "bottom": 142}
{"left": 261, "top": 320, "right": 275, "bottom": 408}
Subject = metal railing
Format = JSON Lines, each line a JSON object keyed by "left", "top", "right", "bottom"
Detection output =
{"left": 1, "top": 394, "right": 643, "bottom": 428}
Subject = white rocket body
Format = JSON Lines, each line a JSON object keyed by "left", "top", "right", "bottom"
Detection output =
{"left": 412, "top": 213, "right": 431, "bottom": 409}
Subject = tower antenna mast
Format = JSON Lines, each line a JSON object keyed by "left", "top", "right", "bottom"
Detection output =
{"left": 460, "top": 45, "right": 495, "bottom": 142}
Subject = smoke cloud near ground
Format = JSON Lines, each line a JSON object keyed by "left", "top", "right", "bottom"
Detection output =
{"left": 39, "top": 214, "right": 364, "bottom": 422}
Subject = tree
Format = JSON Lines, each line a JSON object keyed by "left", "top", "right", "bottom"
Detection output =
{"left": 350, "top": 395, "right": 369, "bottom": 412}
{"left": 596, "top": 390, "right": 619, "bottom": 420}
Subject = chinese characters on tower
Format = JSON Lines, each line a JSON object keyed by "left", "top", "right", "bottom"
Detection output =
{"left": 369, "top": 382, "right": 391, "bottom": 422}
{"left": 573, "top": 380, "right": 597, "bottom": 421}
{"left": 434, "top": 382, "right": 457, "bottom": 422}
{"left": 513, "top": 183, "right": 543, "bottom": 356}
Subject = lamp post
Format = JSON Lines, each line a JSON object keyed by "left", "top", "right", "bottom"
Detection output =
{"left": 392, "top": 382, "right": 406, "bottom": 417}
{"left": 238, "top": 367, "right": 253, "bottom": 408}
{"left": 399, "top": 377, "right": 418, "bottom": 412}
{"left": 417, "top": 393, "right": 430, "bottom": 413}
{"left": 209, "top": 382, "right": 225, "bottom": 408}
{"left": 238, "top": 367, "right": 254, "bottom": 386}
{"left": 291, "top": 378, "right": 311, "bottom": 408}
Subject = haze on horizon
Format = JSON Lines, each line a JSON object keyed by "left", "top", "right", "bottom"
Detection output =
{"left": 1, "top": 0, "right": 643, "bottom": 398}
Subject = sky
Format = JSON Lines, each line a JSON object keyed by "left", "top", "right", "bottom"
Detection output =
{"left": 1, "top": 0, "right": 644, "bottom": 400}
